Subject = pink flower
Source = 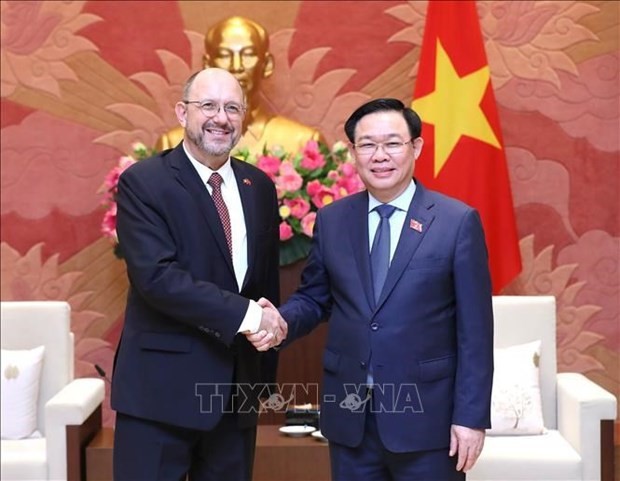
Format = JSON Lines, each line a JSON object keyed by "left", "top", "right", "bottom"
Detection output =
{"left": 311, "top": 185, "right": 336, "bottom": 209}
{"left": 340, "top": 162, "right": 357, "bottom": 178}
{"left": 101, "top": 203, "right": 118, "bottom": 242}
{"left": 327, "top": 170, "right": 340, "bottom": 182}
{"left": 331, "top": 186, "right": 348, "bottom": 200}
{"left": 284, "top": 197, "right": 311, "bottom": 219}
{"left": 300, "top": 140, "right": 325, "bottom": 170}
{"left": 101, "top": 156, "right": 137, "bottom": 203}
{"left": 257, "top": 155, "right": 281, "bottom": 180}
{"left": 118, "top": 155, "right": 137, "bottom": 171}
{"left": 279, "top": 221, "right": 294, "bottom": 241}
{"left": 301, "top": 212, "right": 316, "bottom": 237}
{"left": 102, "top": 166, "right": 122, "bottom": 192}
{"left": 276, "top": 161, "right": 303, "bottom": 193}
{"left": 306, "top": 179, "right": 323, "bottom": 197}
{"left": 336, "top": 176, "right": 364, "bottom": 195}
{"left": 275, "top": 185, "right": 285, "bottom": 199}
{"left": 104, "top": 156, "right": 136, "bottom": 187}
{"left": 336, "top": 163, "right": 364, "bottom": 194}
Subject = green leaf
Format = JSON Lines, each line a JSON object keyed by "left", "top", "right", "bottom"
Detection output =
{"left": 279, "top": 235, "right": 311, "bottom": 266}
{"left": 233, "top": 147, "right": 251, "bottom": 162}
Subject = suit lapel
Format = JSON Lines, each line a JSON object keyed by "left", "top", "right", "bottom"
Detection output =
{"left": 170, "top": 146, "right": 235, "bottom": 278}
{"left": 231, "top": 159, "right": 257, "bottom": 290}
{"left": 346, "top": 192, "right": 375, "bottom": 311}
{"left": 375, "top": 183, "right": 436, "bottom": 310}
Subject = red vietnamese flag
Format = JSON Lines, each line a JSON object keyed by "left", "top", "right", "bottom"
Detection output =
{"left": 412, "top": 0, "right": 521, "bottom": 293}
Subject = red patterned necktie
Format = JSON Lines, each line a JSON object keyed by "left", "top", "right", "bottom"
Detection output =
{"left": 207, "top": 173, "right": 232, "bottom": 257}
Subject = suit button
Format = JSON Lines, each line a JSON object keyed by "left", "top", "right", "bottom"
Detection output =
{"left": 360, "top": 361, "right": 366, "bottom": 369}
{"left": 215, "top": 332, "right": 221, "bottom": 338}
{"left": 370, "top": 323, "right": 379, "bottom": 331}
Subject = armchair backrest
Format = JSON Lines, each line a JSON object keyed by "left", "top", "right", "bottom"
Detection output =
{"left": 0, "top": 301, "right": 74, "bottom": 434}
{"left": 492, "top": 296, "right": 557, "bottom": 429}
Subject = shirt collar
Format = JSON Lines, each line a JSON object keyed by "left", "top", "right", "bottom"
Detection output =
{"left": 368, "top": 180, "right": 416, "bottom": 214}
{"left": 182, "top": 142, "right": 235, "bottom": 187}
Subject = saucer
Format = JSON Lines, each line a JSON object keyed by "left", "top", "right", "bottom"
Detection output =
{"left": 279, "top": 425, "right": 316, "bottom": 437}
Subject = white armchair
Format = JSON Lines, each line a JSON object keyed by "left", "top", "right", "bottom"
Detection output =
{"left": 1, "top": 301, "right": 105, "bottom": 481}
{"left": 469, "top": 296, "right": 617, "bottom": 481}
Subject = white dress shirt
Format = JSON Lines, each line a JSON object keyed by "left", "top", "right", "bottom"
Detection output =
{"left": 184, "top": 144, "right": 262, "bottom": 334}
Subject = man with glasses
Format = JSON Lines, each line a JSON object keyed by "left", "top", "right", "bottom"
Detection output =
{"left": 111, "top": 68, "right": 286, "bottom": 481}
{"left": 251, "top": 98, "right": 494, "bottom": 480}
{"left": 158, "top": 16, "right": 321, "bottom": 157}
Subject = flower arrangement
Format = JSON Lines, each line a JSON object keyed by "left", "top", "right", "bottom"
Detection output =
{"left": 237, "top": 140, "right": 364, "bottom": 265}
{"left": 100, "top": 140, "right": 364, "bottom": 265}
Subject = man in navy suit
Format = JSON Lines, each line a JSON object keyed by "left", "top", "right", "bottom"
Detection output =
{"left": 111, "top": 68, "right": 286, "bottom": 481}
{"left": 252, "top": 98, "right": 494, "bottom": 480}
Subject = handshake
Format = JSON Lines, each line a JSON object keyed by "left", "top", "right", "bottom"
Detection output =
{"left": 244, "top": 297, "right": 287, "bottom": 351}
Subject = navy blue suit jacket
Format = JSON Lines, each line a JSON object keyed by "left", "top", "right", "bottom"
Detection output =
{"left": 110, "top": 144, "right": 280, "bottom": 431}
{"left": 279, "top": 182, "right": 493, "bottom": 452}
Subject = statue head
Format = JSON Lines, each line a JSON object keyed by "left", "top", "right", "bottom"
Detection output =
{"left": 204, "top": 16, "right": 274, "bottom": 108}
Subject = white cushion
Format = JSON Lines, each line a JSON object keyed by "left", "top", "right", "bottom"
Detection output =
{"left": 488, "top": 340, "right": 545, "bottom": 435}
{"left": 1, "top": 346, "right": 45, "bottom": 439}
{"left": 470, "top": 430, "right": 582, "bottom": 480}
{"left": 492, "top": 296, "right": 557, "bottom": 429}
{"left": 1, "top": 301, "right": 73, "bottom": 433}
{"left": 0, "top": 437, "right": 47, "bottom": 481}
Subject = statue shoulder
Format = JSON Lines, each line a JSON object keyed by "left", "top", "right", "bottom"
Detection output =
{"left": 264, "top": 115, "right": 321, "bottom": 141}
{"left": 156, "top": 126, "right": 184, "bottom": 151}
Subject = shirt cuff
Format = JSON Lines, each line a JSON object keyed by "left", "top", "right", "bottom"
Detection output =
{"left": 237, "top": 299, "right": 262, "bottom": 334}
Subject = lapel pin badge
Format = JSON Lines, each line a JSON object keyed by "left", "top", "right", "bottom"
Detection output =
{"left": 409, "top": 218, "right": 423, "bottom": 232}
{"left": 243, "top": 178, "right": 252, "bottom": 186}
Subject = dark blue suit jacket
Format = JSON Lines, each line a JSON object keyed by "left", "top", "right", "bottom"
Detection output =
{"left": 111, "top": 144, "right": 280, "bottom": 431}
{"left": 279, "top": 182, "right": 493, "bottom": 453}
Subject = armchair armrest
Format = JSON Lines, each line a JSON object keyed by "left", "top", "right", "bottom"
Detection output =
{"left": 45, "top": 378, "right": 105, "bottom": 481}
{"left": 557, "top": 372, "right": 617, "bottom": 481}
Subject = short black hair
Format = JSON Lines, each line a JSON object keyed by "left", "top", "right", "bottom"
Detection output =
{"left": 344, "top": 98, "right": 422, "bottom": 142}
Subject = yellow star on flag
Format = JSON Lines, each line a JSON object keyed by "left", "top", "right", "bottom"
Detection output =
{"left": 413, "top": 39, "right": 501, "bottom": 177}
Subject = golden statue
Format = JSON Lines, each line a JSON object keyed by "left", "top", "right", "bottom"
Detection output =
{"left": 157, "top": 16, "right": 321, "bottom": 157}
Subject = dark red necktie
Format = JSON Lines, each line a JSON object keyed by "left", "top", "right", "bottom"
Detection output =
{"left": 207, "top": 173, "right": 232, "bottom": 257}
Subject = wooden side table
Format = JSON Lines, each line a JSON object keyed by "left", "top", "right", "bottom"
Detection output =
{"left": 254, "top": 425, "right": 330, "bottom": 481}
{"left": 85, "top": 427, "right": 113, "bottom": 481}
{"left": 85, "top": 425, "right": 330, "bottom": 481}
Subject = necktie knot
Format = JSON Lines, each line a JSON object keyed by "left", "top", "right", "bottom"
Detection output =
{"left": 208, "top": 172, "right": 223, "bottom": 189}
{"left": 375, "top": 204, "right": 397, "bottom": 219}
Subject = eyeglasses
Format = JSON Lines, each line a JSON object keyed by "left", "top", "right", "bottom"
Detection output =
{"left": 353, "top": 139, "right": 414, "bottom": 157}
{"left": 183, "top": 100, "right": 246, "bottom": 119}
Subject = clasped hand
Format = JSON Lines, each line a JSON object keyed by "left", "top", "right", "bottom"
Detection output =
{"left": 245, "top": 297, "right": 287, "bottom": 351}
